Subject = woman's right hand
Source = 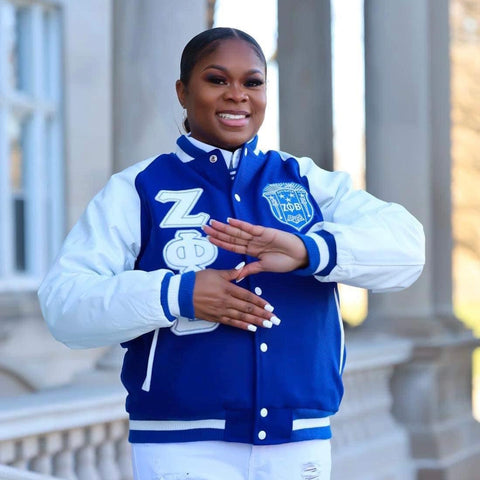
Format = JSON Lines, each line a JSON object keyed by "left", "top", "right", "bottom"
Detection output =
{"left": 193, "top": 267, "right": 280, "bottom": 332}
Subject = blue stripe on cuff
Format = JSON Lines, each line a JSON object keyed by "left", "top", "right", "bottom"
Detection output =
{"left": 293, "top": 233, "right": 321, "bottom": 276}
{"left": 178, "top": 270, "right": 196, "bottom": 319}
{"left": 316, "top": 230, "right": 337, "bottom": 276}
{"left": 160, "top": 272, "right": 176, "bottom": 322}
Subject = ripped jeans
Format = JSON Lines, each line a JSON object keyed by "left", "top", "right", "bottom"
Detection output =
{"left": 131, "top": 440, "right": 331, "bottom": 480}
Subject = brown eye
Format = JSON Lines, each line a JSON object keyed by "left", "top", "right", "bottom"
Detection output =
{"left": 206, "top": 75, "right": 227, "bottom": 85}
{"left": 245, "top": 79, "right": 264, "bottom": 88}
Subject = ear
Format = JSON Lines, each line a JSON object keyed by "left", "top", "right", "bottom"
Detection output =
{"left": 176, "top": 80, "right": 187, "bottom": 108}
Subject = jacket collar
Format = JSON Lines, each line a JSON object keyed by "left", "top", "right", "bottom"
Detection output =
{"left": 176, "top": 135, "right": 259, "bottom": 164}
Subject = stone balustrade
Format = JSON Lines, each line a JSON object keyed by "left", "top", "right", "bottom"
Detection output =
{"left": 0, "top": 464, "right": 61, "bottom": 480}
{"left": 0, "top": 384, "right": 132, "bottom": 480}
{"left": 331, "top": 333, "right": 414, "bottom": 480}
{"left": 0, "top": 334, "right": 417, "bottom": 480}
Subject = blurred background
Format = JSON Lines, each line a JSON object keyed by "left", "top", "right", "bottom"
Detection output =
{"left": 0, "top": 0, "right": 479, "bottom": 479}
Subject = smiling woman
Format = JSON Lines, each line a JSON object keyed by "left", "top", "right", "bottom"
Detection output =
{"left": 38, "top": 26, "right": 425, "bottom": 480}
{"left": 176, "top": 30, "right": 267, "bottom": 150}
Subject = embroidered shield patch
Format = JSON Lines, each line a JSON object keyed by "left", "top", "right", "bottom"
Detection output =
{"left": 262, "top": 182, "right": 314, "bottom": 231}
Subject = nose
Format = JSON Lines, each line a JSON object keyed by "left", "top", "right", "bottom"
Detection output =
{"left": 224, "top": 82, "right": 248, "bottom": 102}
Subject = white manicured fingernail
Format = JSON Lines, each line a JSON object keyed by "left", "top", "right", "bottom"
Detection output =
{"left": 248, "top": 324, "right": 257, "bottom": 332}
{"left": 271, "top": 316, "right": 281, "bottom": 326}
{"left": 227, "top": 217, "right": 232, "bottom": 223}
{"left": 235, "top": 277, "right": 245, "bottom": 283}
{"left": 264, "top": 304, "right": 274, "bottom": 312}
{"left": 263, "top": 320, "right": 273, "bottom": 328}
{"left": 209, "top": 219, "right": 215, "bottom": 225}
{"left": 235, "top": 261, "right": 246, "bottom": 270}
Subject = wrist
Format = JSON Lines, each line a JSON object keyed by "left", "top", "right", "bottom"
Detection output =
{"left": 166, "top": 271, "right": 196, "bottom": 318}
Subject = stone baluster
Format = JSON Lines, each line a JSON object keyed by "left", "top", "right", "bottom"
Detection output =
{"left": 11, "top": 440, "right": 29, "bottom": 470}
{"left": 109, "top": 421, "right": 131, "bottom": 480}
{"left": 52, "top": 430, "right": 81, "bottom": 480}
{"left": 116, "top": 436, "right": 133, "bottom": 480}
{"left": 97, "top": 423, "right": 121, "bottom": 480}
{"left": 0, "top": 440, "right": 16, "bottom": 467}
{"left": 75, "top": 427, "right": 101, "bottom": 480}
{"left": 30, "top": 436, "right": 52, "bottom": 475}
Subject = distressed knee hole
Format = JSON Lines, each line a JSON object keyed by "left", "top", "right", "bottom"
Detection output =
{"left": 301, "top": 462, "right": 323, "bottom": 480}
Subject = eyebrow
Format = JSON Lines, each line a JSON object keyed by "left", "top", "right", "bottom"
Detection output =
{"left": 202, "top": 64, "right": 264, "bottom": 76}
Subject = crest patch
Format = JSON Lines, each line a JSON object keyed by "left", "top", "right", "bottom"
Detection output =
{"left": 262, "top": 182, "right": 314, "bottom": 231}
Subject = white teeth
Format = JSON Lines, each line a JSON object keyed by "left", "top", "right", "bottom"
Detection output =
{"left": 218, "top": 113, "right": 247, "bottom": 120}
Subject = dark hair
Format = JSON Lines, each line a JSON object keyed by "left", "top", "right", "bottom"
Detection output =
{"left": 180, "top": 27, "right": 267, "bottom": 85}
{"left": 179, "top": 27, "right": 267, "bottom": 133}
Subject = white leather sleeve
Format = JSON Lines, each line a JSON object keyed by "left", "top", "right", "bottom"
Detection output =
{"left": 37, "top": 159, "right": 176, "bottom": 349}
{"left": 296, "top": 155, "right": 425, "bottom": 292}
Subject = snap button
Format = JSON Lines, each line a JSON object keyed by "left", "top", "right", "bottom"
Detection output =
{"left": 258, "top": 430, "right": 266, "bottom": 440}
{"left": 255, "top": 287, "right": 262, "bottom": 295}
{"left": 234, "top": 193, "right": 241, "bottom": 202}
{"left": 260, "top": 408, "right": 268, "bottom": 417}
{"left": 209, "top": 154, "right": 217, "bottom": 163}
{"left": 260, "top": 343, "right": 268, "bottom": 352}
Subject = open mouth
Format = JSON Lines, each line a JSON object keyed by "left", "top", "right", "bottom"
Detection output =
{"left": 217, "top": 112, "right": 249, "bottom": 120}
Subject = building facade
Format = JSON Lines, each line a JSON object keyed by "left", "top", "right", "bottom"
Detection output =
{"left": 0, "top": 1, "right": 478, "bottom": 479}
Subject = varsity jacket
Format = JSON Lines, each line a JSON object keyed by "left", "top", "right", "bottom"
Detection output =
{"left": 38, "top": 135, "right": 425, "bottom": 445}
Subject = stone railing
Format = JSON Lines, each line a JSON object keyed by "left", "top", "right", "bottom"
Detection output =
{"left": 331, "top": 332, "right": 414, "bottom": 480}
{"left": 0, "top": 384, "right": 132, "bottom": 480}
{"left": 0, "top": 334, "right": 416, "bottom": 480}
{"left": 0, "top": 464, "right": 61, "bottom": 480}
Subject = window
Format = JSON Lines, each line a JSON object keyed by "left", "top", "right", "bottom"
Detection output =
{"left": 0, "top": 0, "right": 63, "bottom": 289}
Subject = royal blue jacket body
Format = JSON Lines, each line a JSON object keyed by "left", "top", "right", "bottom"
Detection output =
{"left": 38, "top": 135, "right": 425, "bottom": 445}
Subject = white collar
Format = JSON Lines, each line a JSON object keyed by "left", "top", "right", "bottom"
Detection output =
{"left": 187, "top": 135, "right": 242, "bottom": 169}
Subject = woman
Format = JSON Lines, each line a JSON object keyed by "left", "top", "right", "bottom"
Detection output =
{"left": 38, "top": 27, "right": 425, "bottom": 480}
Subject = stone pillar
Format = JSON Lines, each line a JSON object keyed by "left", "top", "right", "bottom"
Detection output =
{"left": 363, "top": 0, "right": 480, "bottom": 478}
{"left": 277, "top": 0, "right": 333, "bottom": 170}
{"left": 113, "top": 0, "right": 207, "bottom": 171}
{"left": 89, "top": 1, "right": 207, "bottom": 380}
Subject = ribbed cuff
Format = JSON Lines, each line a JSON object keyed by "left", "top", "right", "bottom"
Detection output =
{"left": 160, "top": 272, "right": 176, "bottom": 322}
{"left": 177, "top": 271, "right": 196, "bottom": 319}
{"left": 294, "top": 231, "right": 337, "bottom": 276}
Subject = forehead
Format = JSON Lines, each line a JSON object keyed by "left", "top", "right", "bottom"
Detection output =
{"left": 195, "top": 38, "right": 266, "bottom": 73}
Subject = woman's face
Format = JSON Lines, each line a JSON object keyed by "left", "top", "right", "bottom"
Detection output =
{"left": 176, "top": 38, "right": 267, "bottom": 151}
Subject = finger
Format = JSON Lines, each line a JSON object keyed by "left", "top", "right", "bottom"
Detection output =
{"left": 205, "top": 221, "right": 254, "bottom": 241}
{"left": 221, "top": 299, "right": 281, "bottom": 330}
{"left": 223, "top": 309, "right": 273, "bottom": 329}
{"left": 226, "top": 299, "right": 274, "bottom": 324}
{"left": 218, "top": 316, "right": 259, "bottom": 332}
{"left": 207, "top": 235, "right": 248, "bottom": 255}
{"left": 205, "top": 228, "right": 250, "bottom": 247}
{"left": 228, "top": 283, "right": 274, "bottom": 314}
{"left": 227, "top": 218, "right": 264, "bottom": 237}
{"left": 234, "top": 261, "right": 264, "bottom": 281}
{"left": 218, "top": 264, "right": 245, "bottom": 282}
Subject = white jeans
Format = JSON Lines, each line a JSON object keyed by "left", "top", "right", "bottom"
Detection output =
{"left": 131, "top": 439, "right": 331, "bottom": 480}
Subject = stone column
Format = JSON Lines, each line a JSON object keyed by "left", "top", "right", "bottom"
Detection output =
{"left": 89, "top": 1, "right": 207, "bottom": 381}
{"left": 363, "top": 0, "right": 480, "bottom": 478}
{"left": 277, "top": 0, "right": 333, "bottom": 170}
{"left": 113, "top": 0, "right": 207, "bottom": 171}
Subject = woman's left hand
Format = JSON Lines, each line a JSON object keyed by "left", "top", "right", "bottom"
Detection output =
{"left": 203, "top": 218, "right": 308, "bottom": 279}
